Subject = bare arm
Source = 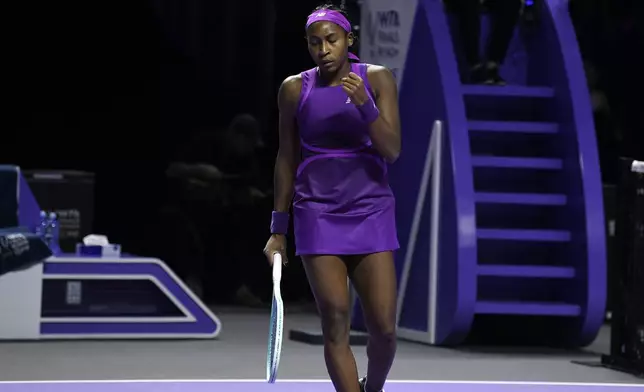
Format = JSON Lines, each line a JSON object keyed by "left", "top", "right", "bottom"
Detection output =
{"left": 367, "top": 65, "right": 402, "bottom": 163}
{"left": 273, "top": 75, "right": 302, "bottom": 213}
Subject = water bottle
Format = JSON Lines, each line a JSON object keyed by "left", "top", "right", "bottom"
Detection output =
{"left": 36, "top": 210, "right": 48, "bottom": 239}
{"left": 48, "top": 212, "right": 62, "bottom": 255}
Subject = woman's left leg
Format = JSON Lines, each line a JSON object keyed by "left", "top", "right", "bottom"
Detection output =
{"left": 348, "top": 251, "right": 398, "bottom": 392}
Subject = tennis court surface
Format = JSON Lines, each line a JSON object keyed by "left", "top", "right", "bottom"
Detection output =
{"left": 1, "top": 380, "right": 642, "bottom": 392}
{"left": 1, "top": 311, "right": 641, "bottom": 389}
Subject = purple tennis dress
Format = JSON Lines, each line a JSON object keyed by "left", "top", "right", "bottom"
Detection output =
{"left": 293, "top": 62, "right": 399, "bottom": 256}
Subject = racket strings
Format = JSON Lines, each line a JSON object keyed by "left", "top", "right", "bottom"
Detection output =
{"left": 267, "top": 256, "right": 284, "bottom": 383}
{"left": 267, "top": 298, "right": 283, "bottom": 382}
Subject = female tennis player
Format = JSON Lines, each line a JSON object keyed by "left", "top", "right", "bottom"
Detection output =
{"left": 264, "top": 4, "right": 400, "bottom": 392}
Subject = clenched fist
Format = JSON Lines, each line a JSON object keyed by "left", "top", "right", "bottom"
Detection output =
{"left": 341, "top": 72, "right": 369, "bottom": 106}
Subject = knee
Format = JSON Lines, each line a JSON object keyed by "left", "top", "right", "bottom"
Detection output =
{"left": 319, "top": 306, "right": 351, "bottom": 345}
{"left": 368, "top": 316, "right": 397, "bottom": 345}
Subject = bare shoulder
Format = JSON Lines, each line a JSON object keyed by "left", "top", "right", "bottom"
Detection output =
{"left": 364, "top": 64, "right": 396, "bottom": 89}
{"left": 365, "top": 64, "right": 395, "bottom": 79}
{"left": 278, "top": 74, "right": 303, "bottom": 105}
{"left": 365, "top": 63, "right": 391, "bottom": 75}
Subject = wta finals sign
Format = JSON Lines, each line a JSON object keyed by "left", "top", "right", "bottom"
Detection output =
{"left": 359, "top": 0, "right": 416, "bottom": 87}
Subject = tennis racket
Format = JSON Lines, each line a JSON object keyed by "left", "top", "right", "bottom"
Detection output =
{"left": 266, "top": 252, "right": 284, "bottom": 383}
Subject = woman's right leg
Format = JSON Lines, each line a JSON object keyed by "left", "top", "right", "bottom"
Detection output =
{"left": 302, "top": 255, "right": 362, "bottom": 392}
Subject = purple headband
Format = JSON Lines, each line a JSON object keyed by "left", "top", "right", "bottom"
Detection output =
{"left": 306, "top": 10, "right": 360, "bottom": 61}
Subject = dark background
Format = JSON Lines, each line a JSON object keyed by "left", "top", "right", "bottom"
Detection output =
{"left": 4, "top": 0, "right": 643, "bottom": 304}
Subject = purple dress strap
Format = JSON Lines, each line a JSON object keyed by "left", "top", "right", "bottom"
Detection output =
{"left": 298, "top": 68, "right": 318, "bottom": 114}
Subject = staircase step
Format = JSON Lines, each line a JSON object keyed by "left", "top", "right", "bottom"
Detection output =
{"left": 462, "top": 85, "right": 556, "bottom": 98}
{"left": 475, "top": 301, "right": 581, "bottom": 316}
{"left": 475, "top": 192, "right": 567, "bottom": 205}
{"left": 468, "top": 121, "right": 559, "bottom": 134}
{"left": 478, "top": 265, "right": 576, "bottom": 278}
{"left": 478, "top": 229, "right": 571, "bottom": 242}
{"left": 471, "top": 156, "right": 563, "bottom": 170}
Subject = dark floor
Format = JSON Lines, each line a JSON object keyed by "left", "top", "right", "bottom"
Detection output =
{"left": 0, "top": 308, "right": 641, "bottom": 385}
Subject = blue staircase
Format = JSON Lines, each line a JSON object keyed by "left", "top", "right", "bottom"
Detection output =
{"left": 465, "top": 84, "right": 581, "bottom": 322}
{"left": 351, "top": 0, "right": 606, "bottom": 346}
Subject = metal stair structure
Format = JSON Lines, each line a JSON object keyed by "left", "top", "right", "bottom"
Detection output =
{"left": 351, "top": 0, "right": 606, "bottom": 346}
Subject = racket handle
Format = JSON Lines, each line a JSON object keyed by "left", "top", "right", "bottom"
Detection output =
{"left": 272, "top": 252, "right": 282, "bottom": 282}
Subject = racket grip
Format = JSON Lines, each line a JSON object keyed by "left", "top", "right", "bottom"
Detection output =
{"left": 272, "top": 253, "right": 282, "bottom": 282}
